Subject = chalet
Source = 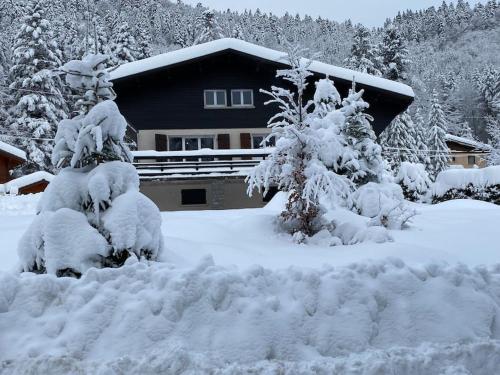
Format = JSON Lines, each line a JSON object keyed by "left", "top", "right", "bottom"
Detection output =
{"left": 445, "top": 134, "right": 490, "bottom": 168}
{"left": 110, "top": 38, "right": 415, "bottom": 211}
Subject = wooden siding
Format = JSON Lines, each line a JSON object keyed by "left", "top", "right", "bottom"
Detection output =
{"left": 112, "top": 50, "right": 413, "bottom": 137}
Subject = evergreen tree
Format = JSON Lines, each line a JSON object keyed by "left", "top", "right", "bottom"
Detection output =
{"left": 341, "top": 84, "right": 386, "bottom": 185}
{"left": 345, "top": 25, "right": 381, "bottom": 76}
{"left": 8, "top": 0, "right": 67, "bottom": 174}
{"left": 136, "top": 27, "right": 152, "bottom": 60}
{"left": 413, "top": 107, "right": 431, "bottom": 167}
{"left": 194, "top": 9, "right": 225, "bottom": 45}
{"left": 427, "top": 91, "right": 450, "bottom": 177}
{"left": 382, "top": 111, "right": 419, "bottom": 170}
{"left": 379, "top": 25, "right": 409, "bottom": 81}
{"left": 247, "top": 47, "right": 352, "bottom": 241}
{"left": 111, "top": 20, "right": 138, "bottom": 65}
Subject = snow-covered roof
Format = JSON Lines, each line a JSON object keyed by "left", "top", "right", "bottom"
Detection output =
{"left": 110, "top": 38, "right": 415, "bottom": 98}
{"left": 0, "top": 140, "right": 26, "bottom": 161}
{"left": 0, "top": 171, "right": 53, "bottom": 194}
{"left": 445, "top": 134, "right": 490, "bottom": 151}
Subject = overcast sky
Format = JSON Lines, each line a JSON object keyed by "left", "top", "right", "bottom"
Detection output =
{"left": 182, "top": 0, "right": 488, "bottom": 27}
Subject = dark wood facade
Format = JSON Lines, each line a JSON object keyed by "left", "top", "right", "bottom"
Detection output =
{"left": 0, "top": 151, "right": 24, "bottom": 184}
{"left": 112, "top": 50, "right": 413, "bottom": 136}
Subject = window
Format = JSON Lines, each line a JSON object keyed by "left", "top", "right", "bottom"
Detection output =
{"left": 168, "top": 136, "right": 215, "bottom": 151}
{"left": 468, "top": 155, "right": 476, "bottom": 165}
{"left": 204, "top": 90, "right": 227, "bottom": 108}
{"left": 251, "top": 134, "right": 275, "bottom": 149}
{"left": 181, "top": 189, "right": 207, "bottom": 205}
{"left": 231, "top": 89, "right": 254, "bottom": 107}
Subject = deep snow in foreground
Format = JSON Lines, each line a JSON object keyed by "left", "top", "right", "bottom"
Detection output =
{"left": 1, "top": 194, "right": 500, "bottom": 374}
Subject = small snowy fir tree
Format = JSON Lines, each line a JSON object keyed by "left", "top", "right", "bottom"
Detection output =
{"left": 340, "top": 83, "right": 387, "bottom": 185}
{"left": 111, "top": 21, "right": 138, "bottom": 65}
{"left": 379, "top": 24, "right": 409, "bottom": 81}
{"left": 18, "top": 53, "right": 164, "bottom": 278}
{"left": 136, "top": 27, "right": 153, "bottom": 60}
{"left": 247, "top": 48, "right": 352, "bottom": 242}
{"left": 194, "top": 10, "right": 225, "bottom": 45}
{"left": 396, "top": 162, "right": 432, "bottom": 201}
{"left": 381, "top": 111, "right": 419, "bottom": 170}
{"left": 427, "top": 91, "right": 450, "bottom": 178}
{"left": 413, "top": 107, "right": 431, "bottom": 168}
{"left": 345, "top": 25, "right": 380, "bottom": 76}
{"left": 8, "top": 0, "right": 67, "bottom": 175}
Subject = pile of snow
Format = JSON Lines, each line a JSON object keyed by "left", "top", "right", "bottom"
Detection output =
{"left": 432, "top": 166, "right": 500, "bottom": 197}
{"left": 0, "top": 171, "right": 53, "bottom": 195}
{"left": 1, "top": 258, "right": 499, "bottom": 374}
{"left": 0, "top": 193, "right": 41, "bottom": 215}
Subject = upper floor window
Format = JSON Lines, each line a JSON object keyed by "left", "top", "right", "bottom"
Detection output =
{"left": 231, "top": 89, "right": 254, "bottom": 107}
{"left": 204, "top": 90, "right": 227, "bottom": 108}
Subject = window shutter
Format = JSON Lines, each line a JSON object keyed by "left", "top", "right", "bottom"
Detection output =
{"left": 217, "top": 134, "right": 230, "bottom": 149}
{"left": 155, "top": 134, "right": 167, "bottom": 151}
{"left": 217, "top": 133, "right": 230, "bottom": 160}
{"left": 240, "top": 133, "right": 251, "bottom": 149}
{"left": 240, "top": 133, "right": 251, "bottom": 160}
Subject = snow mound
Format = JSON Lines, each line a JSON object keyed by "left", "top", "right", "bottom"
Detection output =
{"left": 1, "top": 259, "right": 499, "bottom": 373}
{"left": 432, "top": 166, "right": 500, "bottom": 198}
{"left": 0, "top": 193, "right": 41, "bottom": 216}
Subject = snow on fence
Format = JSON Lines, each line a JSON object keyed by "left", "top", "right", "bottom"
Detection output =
{"left": 132, "top": 148, "right": 273, "bottom": 179}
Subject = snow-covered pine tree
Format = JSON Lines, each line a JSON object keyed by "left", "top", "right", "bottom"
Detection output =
{"left": 247, "top": 48, "right": 352, "bottom": 241}
{"left": 381, "top": 111, "right": 419, "bottom": 170}
{"left": 18, "top": 53, "right": 164, "bottom": 277}
{"left": 345, "top": 25, "right": 380, "bottom": 76}
{"left": 341, "top": 83, "right": 387, "bottom": 185}
{"left": 486, "top": 116, "right": 500, "bottom": 166}
{"left": 136, "top": 26, "right": 152, "bottom": 60}
{"left": 111, "top": 20, "right": 138, "bottom": 65}
{"left": 379, "top": 24, "right": 409, "bottom": 82}
{"left": 194, "top": 9, "right": 225, "bottom": 45}
{"left": 413, "top": 107, "right": 431, "bottom": 167}
{"left": 427, "top": 91, "right": 450, "bottom": 177}
{"left": 8, "top": 0, "right": 67, "bottom": 175}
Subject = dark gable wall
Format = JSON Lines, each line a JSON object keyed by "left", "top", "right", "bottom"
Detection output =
{"left": 112, "top": 50, "right": 413, "bottom": 136}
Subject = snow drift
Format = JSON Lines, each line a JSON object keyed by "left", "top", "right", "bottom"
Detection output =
{"left": 1, "top": 258, "right": 500, "bottom": 374}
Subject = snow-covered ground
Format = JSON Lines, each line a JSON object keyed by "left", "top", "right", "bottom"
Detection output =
{"left": 1, "top": 193, "right": 500, "bottom": 374}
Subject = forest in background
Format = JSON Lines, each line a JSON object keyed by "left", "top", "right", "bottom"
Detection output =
{"left": 0, "top": 0, "right": 498, "bottom": 173}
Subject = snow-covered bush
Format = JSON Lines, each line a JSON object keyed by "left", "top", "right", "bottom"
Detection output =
{"left": 396, "top": 162, "right": 432, "bottom": 202}
{"left": 17, "top": 54, "right": 163, "bottom": 277}
{"left": 431, "top": 166, "right": 500, "bottom": 205}
{"left": 353, "top": 182, "right": 416, "bottom": 229}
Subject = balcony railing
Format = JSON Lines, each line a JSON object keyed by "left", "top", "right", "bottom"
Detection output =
{"left": 132, "top": 148, "right": 273, "bottom": 179}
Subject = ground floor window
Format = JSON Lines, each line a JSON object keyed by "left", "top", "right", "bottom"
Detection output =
{"left": 468, "top": 155, "right": 476, "bottom": 165}
{"left": 168, "top": 136, "right": 215, "bottom": 151}
{"left": 181, "top": 189, "right": 207, "bottom": 205}
{"left": 251, "top": 134, "right": 275, "bottom": 149}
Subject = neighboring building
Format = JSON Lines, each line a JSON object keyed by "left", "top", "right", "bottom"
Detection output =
{"left": 0, "top": 141, "right": 53, "bottom": 195}
{"left": 0, "top": 140, "right": 26, "bottom": 184}
{"left": 446, "top": 134, "right": 490, "bottom": 169}
{"left": 110, "top": 38, "right": 415, "bottom": 211}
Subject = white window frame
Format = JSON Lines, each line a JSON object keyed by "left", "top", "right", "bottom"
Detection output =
{"left": 168, "top": 135, "right": 217, "bottom": 151}
{"left": 204, "top": 90, "right": 227, "bottom": 108}
{"left": 231, "top": 89, "right": 254, "bottom": 108}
